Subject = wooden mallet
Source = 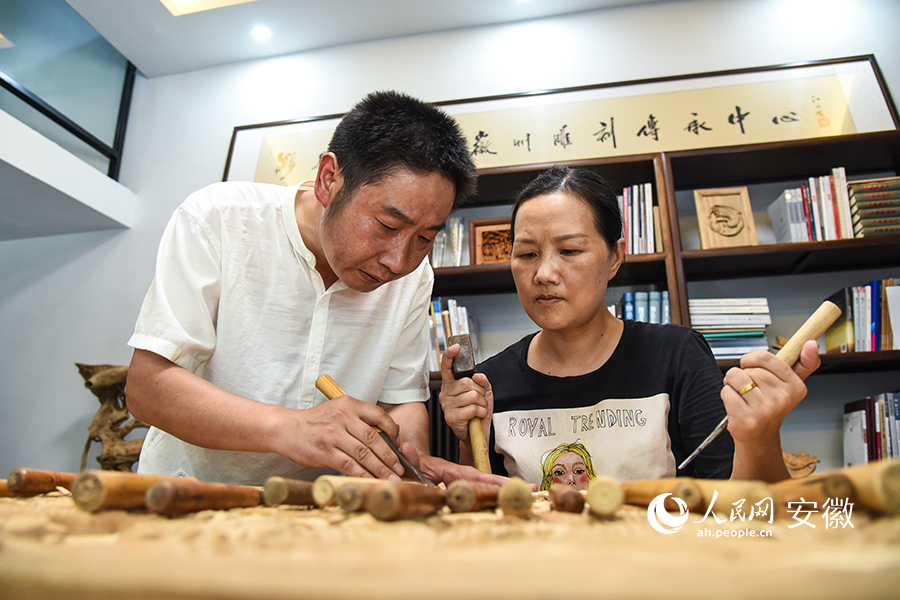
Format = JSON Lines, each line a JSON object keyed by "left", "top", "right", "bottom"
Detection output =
{"left": 448, "top": 334, "right": 491, "bottom": 474}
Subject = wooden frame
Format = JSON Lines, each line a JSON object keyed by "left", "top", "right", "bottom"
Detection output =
{"left": 693, "top": 187, "right": 758, "bottom": 249}
{"left": 469, "top": 218, "right": 512, "bottom": 265}
{"left": 223, "top": 56, "right": 897, "bottom": 183}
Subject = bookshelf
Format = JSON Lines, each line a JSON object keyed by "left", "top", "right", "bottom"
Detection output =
{"left": 434, "top": 130, "right": 900, "bottom": 375}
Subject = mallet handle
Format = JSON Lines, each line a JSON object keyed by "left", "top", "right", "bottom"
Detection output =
{"left": 448, "top": 334, "right": 492, "bottom": 475}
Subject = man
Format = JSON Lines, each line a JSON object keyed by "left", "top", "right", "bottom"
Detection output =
{"left": 127, "top": 91, "right": 497, "bottom": 486}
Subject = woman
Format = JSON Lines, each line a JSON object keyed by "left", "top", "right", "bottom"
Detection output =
{"left": 439, "top": 166, "right": 820, "bottom": 484}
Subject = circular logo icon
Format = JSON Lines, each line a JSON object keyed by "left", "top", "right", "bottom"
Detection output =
{"left": 647, "top": 493, "right": 689, "bottom": 534}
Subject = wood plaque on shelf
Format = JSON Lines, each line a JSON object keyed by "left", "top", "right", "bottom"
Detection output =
{"left": 470, "top": 218, "right": 512, "bottom": 264}
{"left": 694, "top": 186, "right": 758, "bottom": 249}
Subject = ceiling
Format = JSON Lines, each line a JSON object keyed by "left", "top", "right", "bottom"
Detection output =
{"left": 63, "top": 0, "right": 669, "bottom": 78}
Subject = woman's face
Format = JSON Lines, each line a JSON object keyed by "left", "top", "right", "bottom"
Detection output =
{"left": 511, "top": 192, "right": 624, "bottom": 332}
{"left": 548, "top": 452, "right": 590, "bottom": 490}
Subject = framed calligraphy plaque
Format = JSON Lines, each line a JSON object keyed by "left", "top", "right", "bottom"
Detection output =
{"left": 470, "top": 218, "right": 512, "bottom": 265}
{"left": 223, "top": 56, "right": 897, "bottom": 183}
{"left": 693, "top": 187, "right": 758, "bottom": 249}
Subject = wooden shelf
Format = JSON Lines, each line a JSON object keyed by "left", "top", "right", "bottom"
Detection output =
{"left": 667, "top": 131, "right": 900, "bottom": 190}
{"left": 681, "top": 236, "right": 900, "bottom": 281}
{"left": 470, "top": 154, "right": 661, "bottom": 207}
{"left": 716, "top": 350, "right": 900, "bottom": 375}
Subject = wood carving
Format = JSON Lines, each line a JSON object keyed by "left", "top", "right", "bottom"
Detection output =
{"left": 783, "top": 449, "right": 819, "bottom": 478}
{"left": 76, "top": 363, "right": 148, "bottom": 472}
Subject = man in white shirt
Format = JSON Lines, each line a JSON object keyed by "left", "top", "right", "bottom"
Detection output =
{"left": 126, "top": 91, "right": 496, "bottom": 486}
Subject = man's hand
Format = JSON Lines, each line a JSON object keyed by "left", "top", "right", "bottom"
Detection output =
{"left": 275, "top": 394, "right": 408, "bottom": 481}
{"left": 398, "top": 443, "right": 509, "bottom": 487}
{"left": 127, "top": 349, "right": 408, "bottom": 481}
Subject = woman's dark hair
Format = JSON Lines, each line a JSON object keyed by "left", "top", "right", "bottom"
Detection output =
{"left": 326, "top": 91, "right": 477, "bottom": 214}
{"left": 510, "top": 165, "right": 623, "bottom": 249}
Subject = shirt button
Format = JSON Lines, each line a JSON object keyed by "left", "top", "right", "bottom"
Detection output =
{"left": 305, "top": 253, "right": 313, "bottom": 262}
{"left": 309, "top": 355, "right": 318, "bottom": 363}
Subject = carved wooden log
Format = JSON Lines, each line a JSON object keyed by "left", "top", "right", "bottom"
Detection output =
{"left": 498, "top": 477, "right": 534, "bottom": 517}
{"left": 335, "top": 479, "right": 384, "bottom": 513}
{"left": 446, "top": 480, "right": 500, "bottom": 513}
{"left": 72, "top": 470, "right": 186, "bottom": 512}
{"left": 262, "top": 477, "right": 315, "bottom": 507}
{"left": 771, "top": 473, "right": 856, "bottom": 518}
{"left": 549, "top": 484, "right": 585, "bottom": 513}
{"left": 363, "top": 481, "right": 446, "bottom": 521}
{"left": 7, "top": 468, "right": 79, "bottom": 496}
{"left": 145, "top": 479, "right": 262, "bottom": 516}
{"left": 621, "top": 477, "right": 704, "bottom": 511}
{"left": 835, "top": 459, "right": 900, "bottom": 515}
{"left": 586, "top": 476, "right": 624, "bottom": 518}
{"left": 312, "top": 475, "right": 381, "bottom": 508}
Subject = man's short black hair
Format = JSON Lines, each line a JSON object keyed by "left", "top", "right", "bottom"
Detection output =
{"left": 326, "top": 91, "right": 477, "bottom": 213}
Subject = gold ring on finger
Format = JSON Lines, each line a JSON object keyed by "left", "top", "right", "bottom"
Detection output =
{"left": 737, "top": 381, "right": 758, "bottom": 396}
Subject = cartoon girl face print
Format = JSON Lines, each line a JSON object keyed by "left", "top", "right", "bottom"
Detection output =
{"left": 539, "top": 441, "right": 597, "bottom": 491}
{"left": 550, "top": 452, "right": 589, "bottom": 489}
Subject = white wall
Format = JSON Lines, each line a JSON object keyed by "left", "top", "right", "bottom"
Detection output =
{"left": 2, "top": 0, "right": 898, "bottom": 476}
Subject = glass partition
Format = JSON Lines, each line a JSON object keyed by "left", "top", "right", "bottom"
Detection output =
{"left": 0, "top": 0, "right": 134, "bottom": 177}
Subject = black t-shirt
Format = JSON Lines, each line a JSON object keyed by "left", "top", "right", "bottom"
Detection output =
{"left": 479, "top": 320, "right": 734, "bottom": 489}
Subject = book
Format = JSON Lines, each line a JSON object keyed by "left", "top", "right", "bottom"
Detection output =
{"left": 848, "top": 175, "right": 900, "bottom": 194}
{"left": 832, "top": 167, "right": 854, "bottom": 239}
{"left": 808, "top": 177, "right": 823, "bottom": 241}
{"left": 688, "top": 297, "right": 769, "bottom": 307}
{"left": 824, "top": 287, "right": 854, "bottom": 354}
{"left": 854, "top": 223, "right": 900, "bottom": 237}
{"left": 690, "top": 314, "right": 772, "bottom": 326}
{"left": 843, "top": 398, "right": 870, "bottom": 466}
{"left": 767, "top": 189, "right": 809, "bottom": 243}
{"left": 869, "top": 279, "right": 882, "bottom": 351}
{"left": 849, "top": 190, "right": 900, "bottom": 202}
{"left": 852, "top": 206, "right": 900, "bottom": 220}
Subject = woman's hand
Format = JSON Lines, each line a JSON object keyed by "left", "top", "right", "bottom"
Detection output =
{"left": 723, "top": 340, "right": 821, "bottom": 482}
{"left": 438, "top": 343, "right": 494, "bottom": 445}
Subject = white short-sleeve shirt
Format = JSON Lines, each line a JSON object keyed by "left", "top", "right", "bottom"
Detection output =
{"left": 128, "top": 181, "right": 433, "bottom": 485}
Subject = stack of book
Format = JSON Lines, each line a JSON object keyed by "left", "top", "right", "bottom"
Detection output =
{"left": 618, "top": 182, "right": 660, "bottom": 255}
{"left": 689, "top": 297, "right": 771, "bottom": 359}
{"left": 824, "top": 278, "right": 897, "bottom": 354}
{"left": 619, "top": 290, "right": 670, "bottom": 324}
{"left": 843, "top": 392, "right": 900, "bottom": 466}
{"left": 765, "top": 166, "right": 855, "bottom": 242}
{"left": 428, "top": 298, "right": 477, "bottom": 372}
{"left": 849, "top": 176, "right": 900, "bottom": 237}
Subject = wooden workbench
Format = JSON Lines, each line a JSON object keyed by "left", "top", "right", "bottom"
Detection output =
{"left": 1, "top": 491, "right": 899, "bottom": 599}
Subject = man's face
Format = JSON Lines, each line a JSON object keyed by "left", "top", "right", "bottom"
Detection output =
{"left": 320, "top": 168, "right": 455, "bottom": 292}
